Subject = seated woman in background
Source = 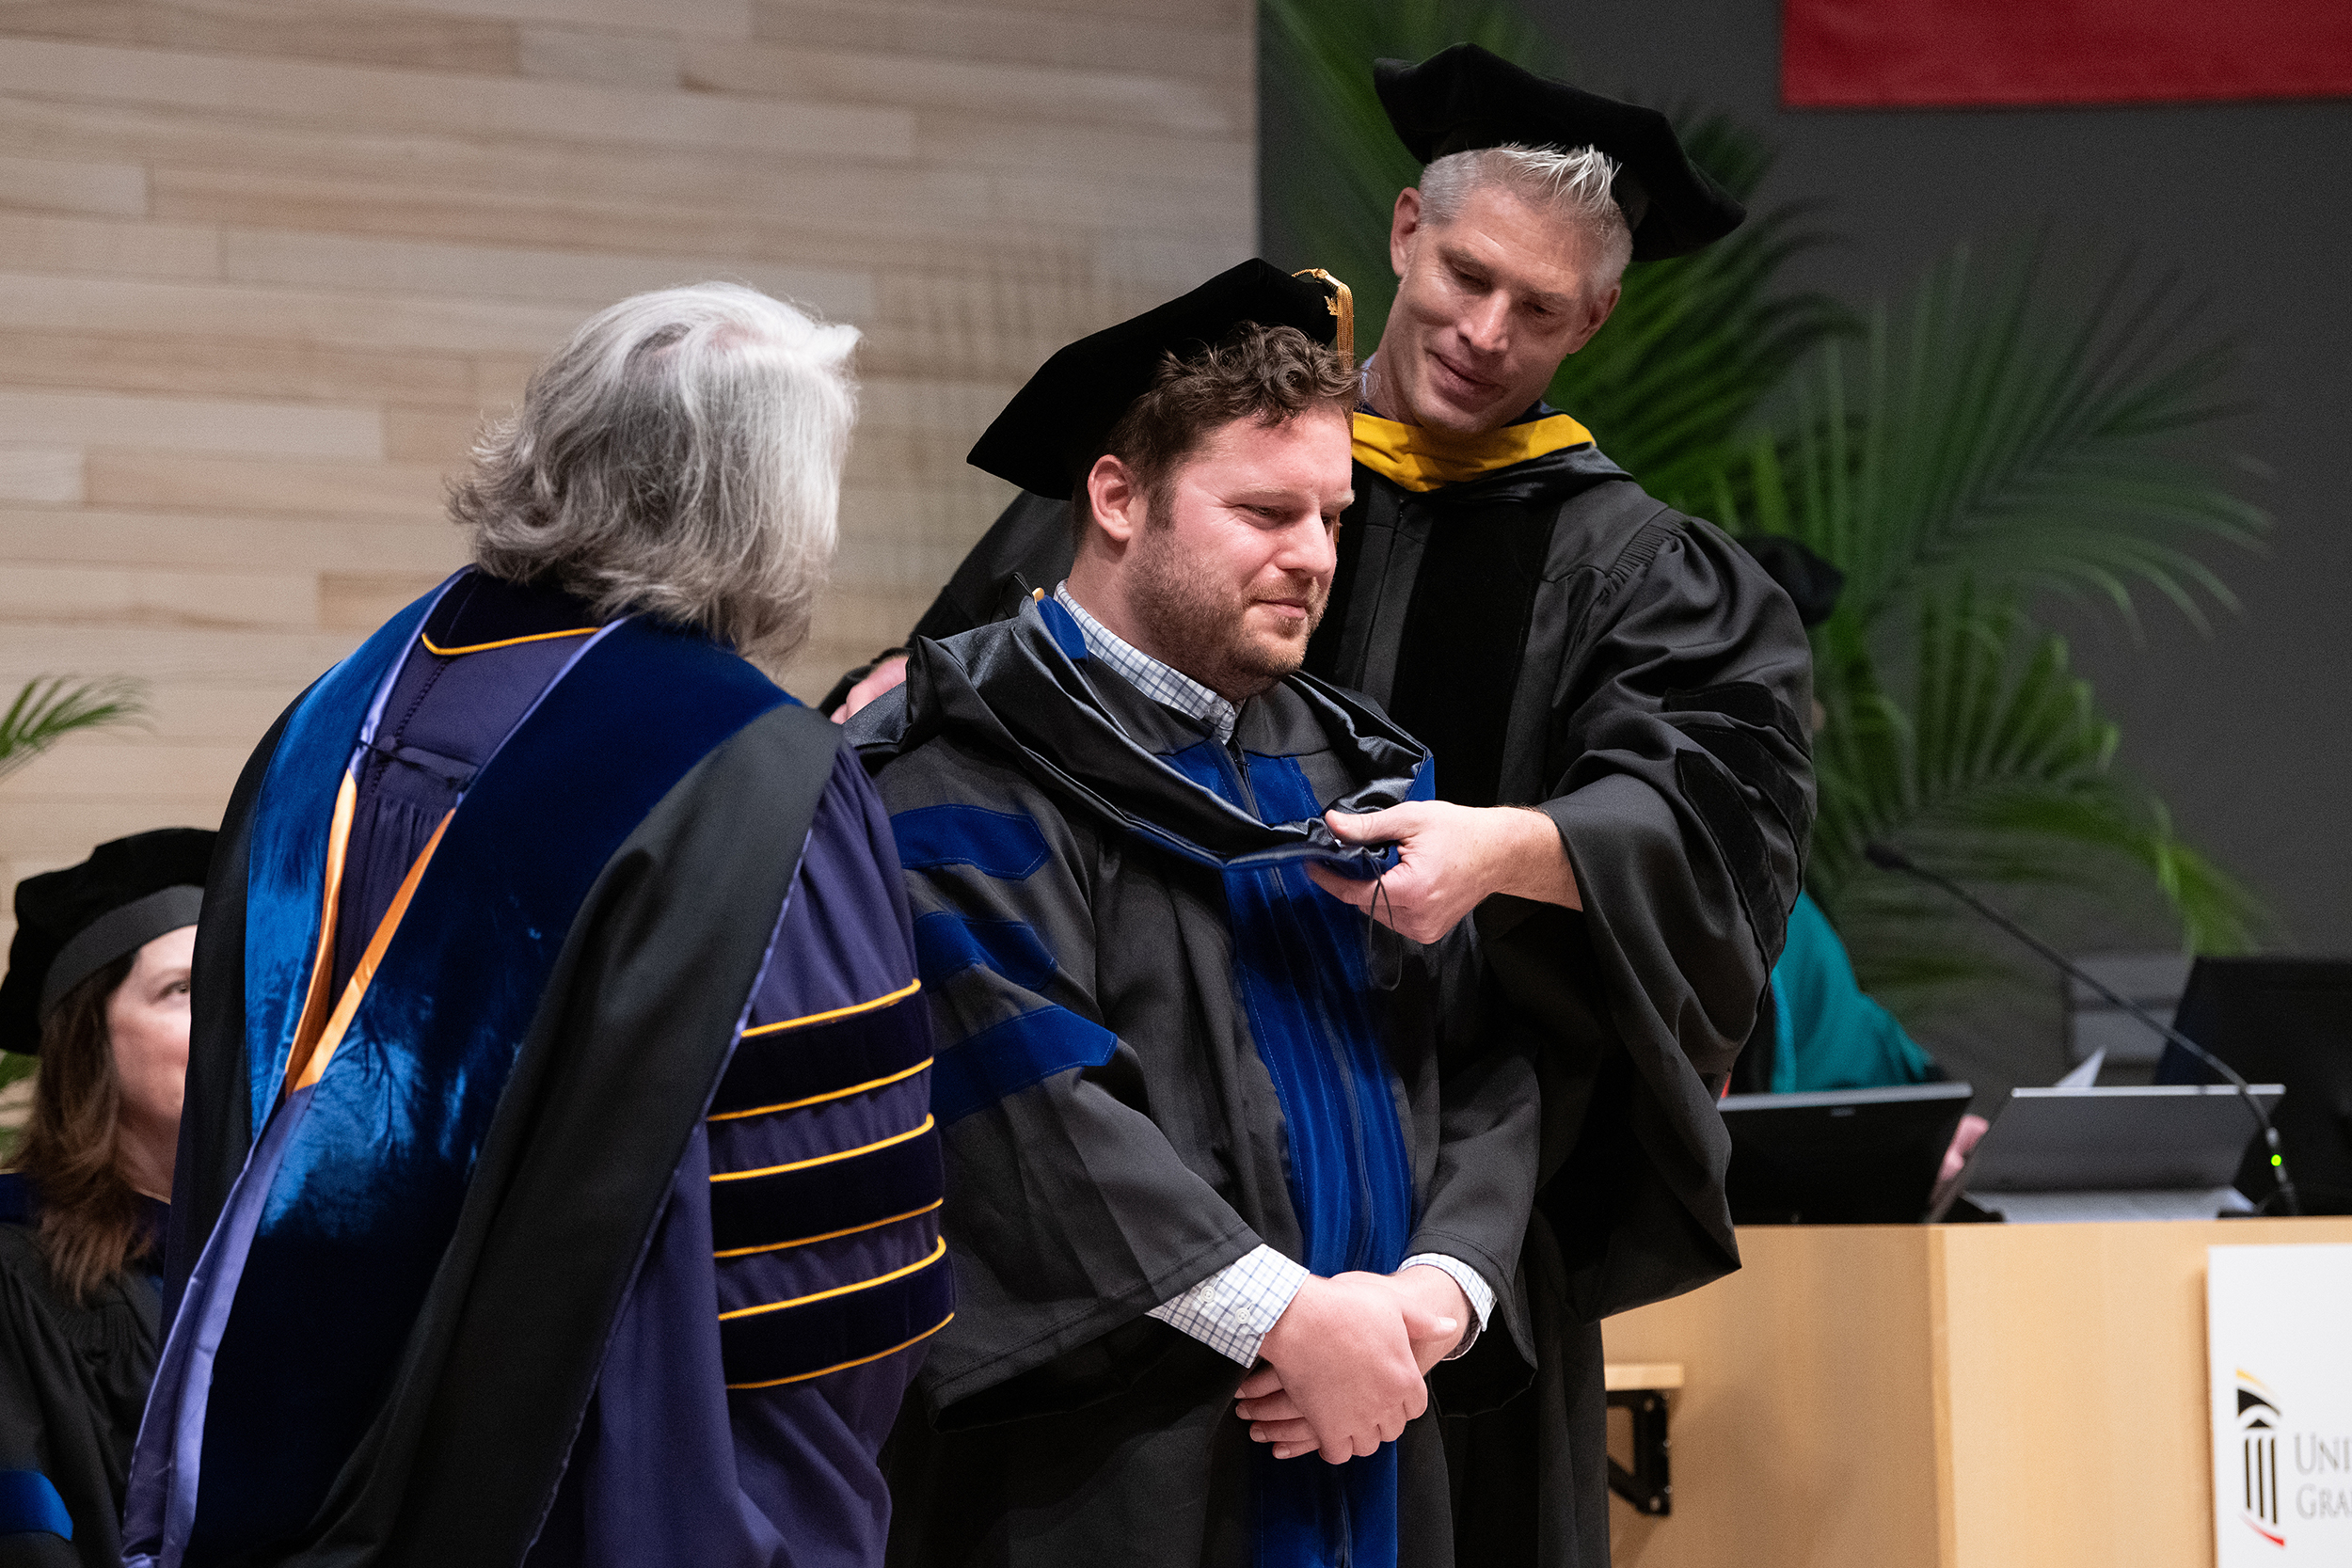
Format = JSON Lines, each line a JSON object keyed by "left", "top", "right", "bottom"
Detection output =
{"left": 1760, "top": 889, "right": 1936, "bottom": 1093}
{"left": 0, "top": 829, "right": 210, "bottom": 1567}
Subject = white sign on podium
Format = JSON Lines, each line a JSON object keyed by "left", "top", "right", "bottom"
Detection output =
{"left": 2209, "top": 1244, "right": 2352, "bottom": 1563}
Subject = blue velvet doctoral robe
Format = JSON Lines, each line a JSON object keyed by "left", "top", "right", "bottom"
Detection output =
{"left": 125, "top": 571, "right": 946, "bottom": 1568}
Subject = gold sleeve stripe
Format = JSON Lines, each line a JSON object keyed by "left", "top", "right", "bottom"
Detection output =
{"left": 419, "top": 626, "right": 600, "bottom": 657}
{"left": 707, "top": 1058, "right": 933, "bottom": 1123}
{"left": 723, "top": 1312, "right": 954, "bottom": 1391}
{"left": 280, "top": 772, "right": 358, "bottom": 1101}
{"left": 292, "top": 799, "right": 455, "bottom": 1095}
{"left": 740, "top": 976, "right": 921, "bottom": 1038}
{"left": 712, "top": 1197, "right": 944, "bottom": 1260}
{"left": 717, "top": 1235, "right": 948, "bottom": 1322}
{"left": 707, "top": 1114, "right": 934, "bottom": 1183}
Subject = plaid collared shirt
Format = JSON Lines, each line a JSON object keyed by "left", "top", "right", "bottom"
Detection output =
{"left": 1053, "top": 583, "right": 1238, "bottom": 745}
{"left": 1050, "top": 588, "right": 1496, "bottom": 1364}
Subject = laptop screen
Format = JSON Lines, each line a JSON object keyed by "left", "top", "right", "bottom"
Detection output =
{"left": 2159, "top": 957, "right": 2352, "bottom": 1213}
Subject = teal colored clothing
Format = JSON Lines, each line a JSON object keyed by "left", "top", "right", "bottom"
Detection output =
{"left": 1771, "top": 891, "right": 1935, "bottom": 1093}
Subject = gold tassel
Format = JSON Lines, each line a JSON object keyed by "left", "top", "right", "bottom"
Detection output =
{"left": 1292, "top": 267, "right": 1354, "bottom": 362}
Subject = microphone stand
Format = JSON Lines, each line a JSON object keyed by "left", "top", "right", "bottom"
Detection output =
{"left": 1863, "top": 842, "right": 2301, "bottom": 1216}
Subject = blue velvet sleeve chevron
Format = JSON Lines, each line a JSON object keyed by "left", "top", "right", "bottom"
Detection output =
{"left": 897, "top": 813, "right": 1116, "bottom": 1124}
{"left": 894, "top": 804, "right": 1051, "bottom": 881}
{"left": 912, "top": 910, "right": 1056, "bottom": 993}
{"left": 0, "top": 1471, "right": 71, "bottom": 1540}
{"left": 926, "top": 1005, "right": 1118, "bottom": 1125}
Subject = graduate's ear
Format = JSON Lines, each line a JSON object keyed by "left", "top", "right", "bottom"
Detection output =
{"left": 1082, "top": 454, "right": 1147, "bottom": 549}
{"left": 1390, "top": 187, "right": 1424, "bottom": 280}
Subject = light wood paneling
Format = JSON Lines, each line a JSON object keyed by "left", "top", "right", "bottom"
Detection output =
{"left": 0, "top": 152, "right": 148, "bottom": 216}
{"left": 0, "top": 1, "right": 1255, "bottom": 948}
{"left": 1603, "top": 1218, "right": 2352, "bottom": 1568}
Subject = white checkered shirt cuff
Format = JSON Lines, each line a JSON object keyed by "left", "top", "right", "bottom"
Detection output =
{"left": 1147, "top": 1244, "right": 1311, "bottom": 1367}
{"left": 1401, "top": 1253, "right": 1496, "bottom": 1361}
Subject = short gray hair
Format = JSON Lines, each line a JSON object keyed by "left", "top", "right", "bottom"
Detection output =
{"left": 1419, "top": 144, "right": 1633, "bottom": 289}
{"left": 450, "top": 281, "right": 859, "bottom": 657}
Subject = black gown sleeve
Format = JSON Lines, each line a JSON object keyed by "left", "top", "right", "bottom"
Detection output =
{"left": 875, "top": 746, "right": 1259, "bottom": 1417}
{"left": 1494, "top": 514, "right": 1815, "bottom": 1319}
{"left": 0, "top": 1233, "right": 153, "bottom": 1568}
{"left": 1401, "top": 930, "right": 1539, "bottom": 1375}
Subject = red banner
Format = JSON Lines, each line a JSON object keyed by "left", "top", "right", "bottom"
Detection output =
{"left": 1784, "top": 0, "right": 2352, "bottom": 107}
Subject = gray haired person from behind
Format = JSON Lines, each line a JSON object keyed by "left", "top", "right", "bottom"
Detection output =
{"left": 124, "top": 283, "right": 948, "bottom": 1568}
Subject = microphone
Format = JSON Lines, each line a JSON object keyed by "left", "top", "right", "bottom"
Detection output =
{"left": 1862, "top": 841, "right": 2300, "bottom": 1215}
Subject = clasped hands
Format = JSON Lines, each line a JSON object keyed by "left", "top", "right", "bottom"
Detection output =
{"left": 1233, "top": 1264, "right": 1469, "bottom": 1465}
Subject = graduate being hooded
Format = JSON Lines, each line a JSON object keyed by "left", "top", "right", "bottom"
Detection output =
{"left": 853, "top": 261, "right": 1542, "bottom": 1568}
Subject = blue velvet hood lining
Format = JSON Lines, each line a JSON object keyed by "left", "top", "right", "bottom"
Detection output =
{"left": 196, "top": 594, "right": 786, "bottom": 1558}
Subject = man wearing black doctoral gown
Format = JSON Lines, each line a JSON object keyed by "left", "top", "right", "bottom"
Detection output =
{"left": 854, "top": 267, "right": 1541, "bottom": 1567}
{"left": 833, "top": 47, "right": 1816, "bottom": 1565}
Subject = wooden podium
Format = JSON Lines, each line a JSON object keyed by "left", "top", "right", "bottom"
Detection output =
{"left": 1601, "top": 1216, "right": 2352, "bottom": 1568}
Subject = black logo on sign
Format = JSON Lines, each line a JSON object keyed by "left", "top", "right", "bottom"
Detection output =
{"left": 2240, "top": 1372, "right": 2285, "bottom": 1547}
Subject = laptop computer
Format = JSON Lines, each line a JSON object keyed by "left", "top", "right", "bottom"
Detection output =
{"left": 2155, "top": 957, "right": 2352, "bottom": 1213}
{"left": 1934, "top": 1083, "right": 2284, "bottom": 1222}
{"left": 1720, "top": 1082, "right": 1974, "bottom": 1225}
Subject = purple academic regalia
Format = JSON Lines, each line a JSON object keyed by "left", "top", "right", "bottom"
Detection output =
{"left": 126, "top": 573, "right": 942, "bottom": 1568}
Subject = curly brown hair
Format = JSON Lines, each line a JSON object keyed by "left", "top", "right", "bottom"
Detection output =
{"left": 11, "top": 956, "right": 153, "bottom": 1303}
{"left": 1073, "top": 322, "right": 1355, "bottom": 537}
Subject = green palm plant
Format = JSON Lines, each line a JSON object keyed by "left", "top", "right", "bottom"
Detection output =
{"left": 0, "top": 675, "right": 148, "bottom": 1112}
{"left": 0, "top": 676, "right": 146, "bottom": 785}
{"left": 1801, "top": 589, "right": 2258, "bottom": 1013}
{"left": 1713, "top": 245, "right": 2266, "bottom": 1007}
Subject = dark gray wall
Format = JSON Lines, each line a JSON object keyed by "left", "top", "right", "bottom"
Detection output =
{"left": 1263, "top": 0, "right": 2352, "bottom": 963}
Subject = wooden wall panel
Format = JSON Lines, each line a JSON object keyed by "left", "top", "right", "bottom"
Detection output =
{"left": 0, "top": 0, "right": 1257, "bottom": 954}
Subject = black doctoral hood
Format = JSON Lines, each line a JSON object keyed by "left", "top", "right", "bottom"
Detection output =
{"left": 850, "top": 596, "right": 1433, "bottom": 879}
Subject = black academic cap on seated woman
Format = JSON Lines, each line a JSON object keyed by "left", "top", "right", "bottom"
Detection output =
{"left": 0, "top": 827, "right": 215, "bottom": 1055}
{"left": 967, "top": 259, "right": 1349, "bottom": 500}
{"left": 1739, "top": 533, "right": 1846, "bottom": 627}
{"left": 1375, "top": 42, "right": 1746, "bottom": 262}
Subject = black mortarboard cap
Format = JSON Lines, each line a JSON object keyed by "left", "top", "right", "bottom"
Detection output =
{"left": 1740, "top": 534, "right": 1846, "bottom": 627}
{"left": 1375, "top": 43, "right": 1745, "bottom": 262}
{"left": 1, "top": 827, "right": 214, "bottom": 1055}
{"left": 968, "top": 260, "right": 1349, "bottom": 500}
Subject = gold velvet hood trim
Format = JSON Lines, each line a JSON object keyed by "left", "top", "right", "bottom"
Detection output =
{"left": 1351, "top": 410, "right": 1596, "bottom": 493}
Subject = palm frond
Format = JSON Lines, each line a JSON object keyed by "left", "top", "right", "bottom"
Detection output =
{"left": 1552, "top": 194, "right": 1852, "bottom": 511}
{"left": 1800, "top": 585, "right": 2262, "bottom": 1009}
{"left": 0, "top": 676, "right": 148, "bottom": 784}
{"left": 1763, "top": 241, "right": 2267, "bottom": 635}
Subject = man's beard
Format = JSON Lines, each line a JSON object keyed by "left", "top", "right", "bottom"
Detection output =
{"left": 1125, "top": 519, "right": 1327, "bottom": 704}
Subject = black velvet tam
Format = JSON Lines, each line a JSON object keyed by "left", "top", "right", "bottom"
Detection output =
{"left": 1375, "top": 42, "right": 1745, "bottom": 261}
{"left": 1738, "top": 533, "right": 1847, "bottom": 627}
{"left": 965, "top": 259, "right": 1345, "bottom": 500}
{"left": 1, "top": 827, "right": 213, "bottom": 1055}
